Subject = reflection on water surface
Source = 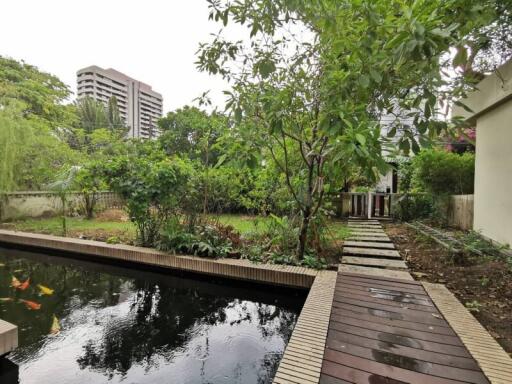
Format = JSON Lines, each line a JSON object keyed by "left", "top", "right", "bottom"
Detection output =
{"left": 0, "top": 246, "right": 304, "bottom": 383}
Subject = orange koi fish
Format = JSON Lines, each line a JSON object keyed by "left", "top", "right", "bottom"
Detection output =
{"left": 18, "top": 278, "right": 30, "bottom": 291}
{"left": 19, "top": 299, "right": 41, "bottom": 310}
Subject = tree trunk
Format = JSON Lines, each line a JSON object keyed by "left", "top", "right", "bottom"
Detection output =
{"left": 61, "top": 196, "right": 67, "bottom": 236}
{"left": 296, "top": 207, "right": 311, "bottom": 260}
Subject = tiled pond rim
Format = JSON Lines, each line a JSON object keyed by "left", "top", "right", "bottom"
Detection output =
{"left": 1, "top": 228, "right": 511, "bottom": 384}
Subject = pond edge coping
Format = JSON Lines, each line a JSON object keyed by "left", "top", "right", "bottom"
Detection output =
{"left": 0, "top": 229, "right": 317, "bottom": 288}
{"left": 423, "top": 282, "right": 512, "bottom": 384}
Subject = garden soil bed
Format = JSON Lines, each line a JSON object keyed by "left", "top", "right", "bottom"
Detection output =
{"left": 385, "top": 223, "right": 512, "bottom": 355}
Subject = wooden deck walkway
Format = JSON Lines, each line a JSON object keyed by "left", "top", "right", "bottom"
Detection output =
{"left": 320, "top": 272, "right": 490, "bottom": 384}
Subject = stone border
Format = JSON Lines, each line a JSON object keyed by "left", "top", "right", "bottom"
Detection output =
{"left": 273, "top": 271, "right": 337, "bottom": 384}
{"left": 0, "top": 230, "right": 316, "bottom": 288}
{"left": 423, "top": 282, "right": 512, "bottom": 384}
{"left": 0, "top": 319, "right": 17, "bottom": 357}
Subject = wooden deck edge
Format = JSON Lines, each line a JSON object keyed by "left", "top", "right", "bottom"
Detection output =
{"left": 0, "top": 319, "right": 17, "bottom": 357}
{"left": 273, "top": 271, "right": 337, "bottom": 384}
{"left": 0, "top": 229, "right": 316, "bottom": 289}
{"left": 423, "top": 282, "right": 512, "bottom": 384}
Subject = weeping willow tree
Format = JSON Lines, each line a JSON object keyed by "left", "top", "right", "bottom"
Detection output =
{"left": 0, "top": 101, "right": 33, "bottom": 219}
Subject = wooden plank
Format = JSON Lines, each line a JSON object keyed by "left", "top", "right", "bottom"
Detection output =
{"left": 343, "top": 240, "right": 395, "bottom": 249}
{"left": 334, "top": 286, "right": 435, "bottom": 308}
{"left": 335, "top": 282, "right": 430, "bottom": 300}
{"left": 326, "top": 330, "right": 479, "bottom": 371}
{"left": 329, "top": 316, "right": 464, "bottom": 345}
{"left": 337, "top": 276, "right": 425, "bottom": 293}
{"left": 343, "top": 247, "right": 401, "bottom": 258}
{"left": 342, "top": 256, "right": 408, "bottom": 269}
{"left": 324, "top": 342, "right": 488, "bottom": 383}
{"left": 319, "top": 374, "right": 352, "bottom": 384}
{"left": 332, "top": 303, "right": 451, "bottom": 330}
{"left": 323, "top": 351, "right": 472, "bottom": 384}
{"left": 340, "top": 272, "right": 421, "bottom": 286}
{"left": 330, "top": 307, "right": 457, "bottom": 336}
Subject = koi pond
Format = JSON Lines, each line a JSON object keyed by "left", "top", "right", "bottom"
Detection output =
{"left": 0, "top": 246, "right": 305, "bottom": 384}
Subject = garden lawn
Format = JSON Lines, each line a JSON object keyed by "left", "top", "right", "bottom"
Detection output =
{"left": 1, "top": 213, "right": 351, "bottom": 245}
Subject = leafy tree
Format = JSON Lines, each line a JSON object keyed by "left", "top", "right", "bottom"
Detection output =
{"left": 75, "top": 161, "right": 108, "bottom": 219}
{"left": 101, "top": 142, "right": 198, "bottom": 246}
{"left": 411, "top": 149, "right": 475, "bottom": 195}
{"left": 159, "top": 106, "right": 230, "bottom": 213}
{"left": 196, "top": 0, "right": 509, "bottom": 259}
{"left": 72, "top": 96, "right": 127, "bottom": 152}
{"left": 47, "top": 166, "right": 81, "bottom": 236}
{"left": 0, "top": 55, "right": 72, "bottom": 127}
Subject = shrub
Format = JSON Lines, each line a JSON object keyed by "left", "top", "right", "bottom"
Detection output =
{"left": 158, "top": 216, "right": 235, "bottom": 258}
{"left": 393, "top": 193, "right": 434, "bottom": 221}
{"left": 101, "top": 143, "right": 198, "bottom": 246}
{"left": 411, "top": 149, "right": 475, "bottom": 195}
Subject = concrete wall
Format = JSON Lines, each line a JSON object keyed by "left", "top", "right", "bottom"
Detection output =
{"left": 0, "top": 192, "right": 123, "bottom": 221}
{"left": 473, "top": 101, "right": 512, "bottom": 246}
{"left": 453, "top": 59, "right": 512, "bottom": 247}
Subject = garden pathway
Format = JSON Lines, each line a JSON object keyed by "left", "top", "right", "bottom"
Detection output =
{"left": 317, "top": 219, "right": 512, "bottom": 384}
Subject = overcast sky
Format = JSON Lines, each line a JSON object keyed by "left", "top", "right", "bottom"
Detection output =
{"left": 0, "top": 0, "right": 242, "bottom": 113}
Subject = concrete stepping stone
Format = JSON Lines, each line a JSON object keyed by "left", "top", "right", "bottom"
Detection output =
{"left": 348, "top": 228, "right": 386, "bottom": 233}
{"left": 347, "top": 224, "right": 383, "bottom": 229}
{"left": 347, "top": 236, "right": 391, "bottom": 242}
{"left": 347, "top": 220, "right": 380, "bottom": 225}
{"left": 341, "top": 256, "right": 408, "bottom": 269}
{"left": 338, "top": 264, "right": 414, "bottom": 280}
{"left": 350, "top": 232, "right": 388, "bottom": 238}
{"left": 342, "top": 247, "right": 401, "bottom": 259}
{"left": 343, "top": 241, "right": 395, "bottom": 249}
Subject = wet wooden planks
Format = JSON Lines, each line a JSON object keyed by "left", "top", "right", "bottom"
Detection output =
{"left": 320, "top": 272, "right": 490, "bottom": 384}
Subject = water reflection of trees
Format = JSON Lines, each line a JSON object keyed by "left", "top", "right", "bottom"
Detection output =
{"left": 77, "top": 278, "right": 299, "bottom": 381}
{"left": 0, "top": 247, "right": 303, "bottom": 383}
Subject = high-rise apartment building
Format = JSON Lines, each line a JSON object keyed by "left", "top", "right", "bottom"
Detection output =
{"left": 76, "top": 65, "right": 163, "bottom": 138}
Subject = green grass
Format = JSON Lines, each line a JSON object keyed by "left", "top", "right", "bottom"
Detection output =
{"left": 1, "top": 217, "right": 135, "bottom": 237}
{"left": 1, "top": 214, "right": 351, "bottom": 244}
{"left": 213, "top": 214, "right": 272, "bottom": 234}
{"left": 327, "top": 221, "right": 352, "bottom": 242}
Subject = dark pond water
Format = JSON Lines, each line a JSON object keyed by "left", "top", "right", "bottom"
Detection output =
{"left": 0, "top": 246, "right": 305, "bottom": 384}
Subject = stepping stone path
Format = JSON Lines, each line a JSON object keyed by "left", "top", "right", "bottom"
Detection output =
{"left": 343, "top": 241, "right": 395, "bottom": 249}
{"left": 342, "top": 220, "right": 407, "bottom": 270}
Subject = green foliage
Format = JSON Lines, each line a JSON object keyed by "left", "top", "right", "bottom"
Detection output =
{"left": 411, "top": 150, "right": 475, "bottom": 195}
{"left": 158, "top": 217, "right": 234, "bottom": 258}
{"left": 393, "top": 194, "right": 434, "bottom": 222}
{"left": 0, "top": 101, "right": 33, "bottom": 192}
{"left": 47, "top": 166, "right": 81, "bottom": 235}
{"left": 74, "top": 161, "right": 107, "bottom": 219}
{"left": 196, "top": 0, "right": 507, "bottom": 259}
{"left": 0, "top": 56, "right": 72, "bottom": 127}
{"left": 100, "top": 142, "right": 197, "bottom": 246}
